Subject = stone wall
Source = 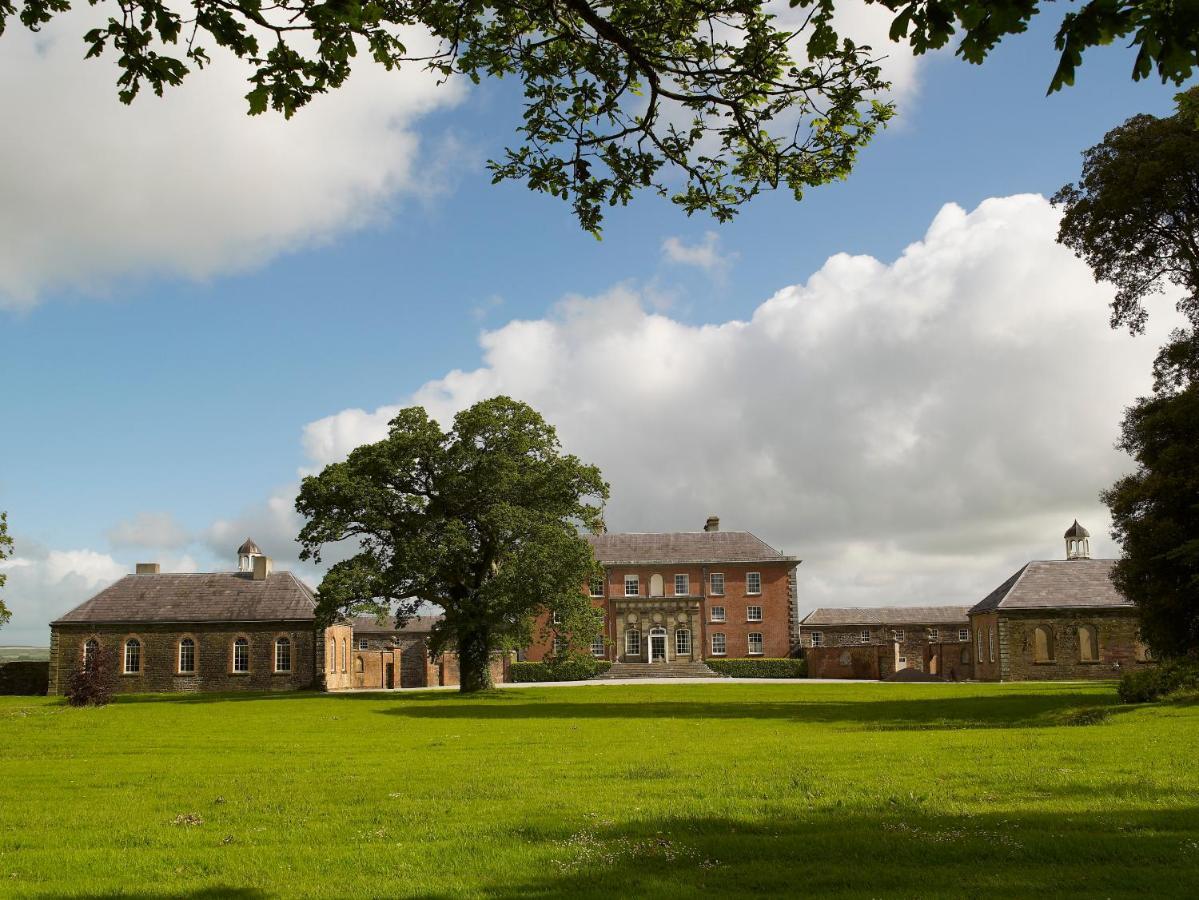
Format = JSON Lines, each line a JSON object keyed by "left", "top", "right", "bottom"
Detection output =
{"left": 49, "top": 623, "right": 319, "bottom": 695}
{"left": 999, "top": 609, "right": 1148, "bottom": 681}
{"left": 970, "top": 613, "right": 1001, "bottom": 681}
{"left": 349, "top": 635, "right": 431, "bottom": 689}
{"left": 801, "top": 623, "right": 975, "bottom": 680}
{"left": 320, "top": 623, "right": 356, "bottom": 691}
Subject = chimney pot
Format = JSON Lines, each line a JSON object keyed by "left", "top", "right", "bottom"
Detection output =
{"left": 135, "top": 563, "right": 160, "bottom": 575}
{"left": 252, "top": 555, "right": 273, "bottom": 581}
{"left": 704, "top": 516, "right": 720, "bottom": 532}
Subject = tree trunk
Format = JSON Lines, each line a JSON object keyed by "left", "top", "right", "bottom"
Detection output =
{"left": 456, "top": 623, "right": 494, "bottom": 693}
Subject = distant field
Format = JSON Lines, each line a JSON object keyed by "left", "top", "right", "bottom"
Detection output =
{"left": 0, "top": 647, "right": 48, "bottom": 663}
{"left": 1, "top": 682, "right": 1197, "bottom": 897}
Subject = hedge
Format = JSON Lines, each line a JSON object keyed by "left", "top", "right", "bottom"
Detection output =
{"left": 1118, "top": 659, "right": 1199, "bottom": 703}
{"left": 706, "top": 658, "right": 806, "bottom": 678}
{"left": 509, "top": 657, "right": 613, "bottom": 683}
{"left": 0, "top": 661, "right": 49, "bottom": 696}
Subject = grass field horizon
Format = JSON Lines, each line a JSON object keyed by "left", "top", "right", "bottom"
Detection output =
{"left": 2, "top": 682, "right": 1197, "bottom": 897}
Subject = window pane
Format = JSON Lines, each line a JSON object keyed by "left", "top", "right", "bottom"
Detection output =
{"left": 590, "top": 577, "right": 604, "bottom": 597}
{"left": 276, "top": 638, "right": 291, "bottom": 672}
{"left": 748, "top": 633, "right": 763, "bottom": 654}
{"left": 624, "top": 576, "right": 639, "bottom": 597}
{"left": 747, "top": 605, "right": 762, "bottom": 622}
{"left": 711, "top": 633, "right": 726, "bottom": 655}
{"left": 625, "top": 630, "right": 640, "bottom": 655}
{"left": 674, "top": 574, "right": 688, "bottom": 596}
{"left": 710, "top": 606, "right": 725, "bottom": 623}
{"left": 746, "top": 572, "right": 761, "bottom": 594}
{"left": 234, "top": 638, "right": 249, "bottom": 673}
{"left": 710, "top": 573, "right": 725, "bottom": 595}
{"left": 179, "top": 638, "right": 195, "bottom": 673}
{"left": 124, "top": 639, "right": 140, "bottom": 673}
{"left": 675, "top": 629, "right": 691, "bottom": 656}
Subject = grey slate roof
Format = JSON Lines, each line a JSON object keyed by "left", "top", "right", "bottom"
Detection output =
{"left": 969, "top": 559, "right": 1130, "bottom": 613}
{"left": 351, "top": 614, "right": 442, "bottom": 634}
{"left": 51, "top": 572, "right": 317, "bottom": 625}
{"left": 801, "top": 606, "right": 972, "bottom": 627}
{"left": 586, "top": 531, "right": 797, "bottom": 565}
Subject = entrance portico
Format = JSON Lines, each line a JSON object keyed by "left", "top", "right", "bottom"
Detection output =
{"left": 612, "top": 597, "right": 701, "bottom": 664}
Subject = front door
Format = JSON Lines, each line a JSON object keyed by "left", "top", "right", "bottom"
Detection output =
{"left": 650, "top": 633, "right": 667, "bottom": 662}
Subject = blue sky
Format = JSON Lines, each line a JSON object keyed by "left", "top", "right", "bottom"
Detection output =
{"left": 0, "top": 9, "right": 1188, "bottom": 643}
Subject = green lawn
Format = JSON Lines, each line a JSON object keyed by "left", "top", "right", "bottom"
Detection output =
{"left": 1, "top": 682, "right": 1197, "bottom": 898}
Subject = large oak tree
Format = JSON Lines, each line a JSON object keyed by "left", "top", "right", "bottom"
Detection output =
{"left": 1055, "top": 87, "right": 1199, "bottom": 657}
{"left": 2, "top": 1, "right": 1193, "bottom": 232}
{"left": 296, "top": 396, "right": 608, "bottom": 692}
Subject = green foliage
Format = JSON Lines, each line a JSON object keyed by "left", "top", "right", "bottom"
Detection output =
{"left": 509, "top": 656, "right": 612, "bottom": 682}
{"left": 296, "top": 396, "right": 608, "bottom": 692}
{"left": 1117, "top": 659, "right": 1199, "bottom": 704}
{"left": 705, "top": 657, "right": 806, "bottom": 678}
{"left": 1053, "top": 87, "right": 1199, "bottom": 338}
{"left": 865, "top": 1, "right": 1199, "bottom": 94}
{"left": 0, "top": 511, "right": 12, "bottom": 630}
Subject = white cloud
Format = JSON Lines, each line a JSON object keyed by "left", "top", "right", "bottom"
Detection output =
{"left": 0, "top": 546, "right": 126, "bottom": 645}
{"left": 0, "top": 10, "right": 464, "bottom": 309}
{"left": 107, "top": 512, "right": 191, "bottom": 551}
{"left": 661, "top": 232, "right": 737, "bottom": 276}
{"left": 298, "top": 194, "right": 1175, "bottom": 612}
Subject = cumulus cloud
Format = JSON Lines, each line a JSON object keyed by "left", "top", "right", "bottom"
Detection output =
{"left": 0, "top": 10, "right": 464, "bottom": 309}
{"left": 107, "top": 512, "right": 191, "bottom": 551}
{"left": 0, "top": 546, "right": 126, "bottom": 645}
{"left": 661, "top": 232, "right": 737, "bottom": 277}
{"left": 299, "top": 194, "right": 1175, "bottom": 611}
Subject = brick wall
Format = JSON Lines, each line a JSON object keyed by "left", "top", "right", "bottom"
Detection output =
{"left": 49, "top": 623, "right": 319, "bottom": 694}
{"left": 800, "top": 623, "right": 975, "bottom": 680}
{"left": 969, "top": 613, "right": 1001, "bottom": 681}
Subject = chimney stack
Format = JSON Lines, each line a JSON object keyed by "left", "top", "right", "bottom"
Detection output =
{"left": 252, "top": 555, "right": 273, "bottom": 581}
{"left": 704, "top": 516, "right": 720, "bottom": 532}
{"left": 135, "top": 563, "right": 160, "bottom": 575}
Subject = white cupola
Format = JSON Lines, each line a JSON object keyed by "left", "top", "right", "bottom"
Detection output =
{"left": 237, "top": 537, "right": 264, "bottom": 572}
{"left": 1064, "top": 520, "right": 1091, "bottom": 560}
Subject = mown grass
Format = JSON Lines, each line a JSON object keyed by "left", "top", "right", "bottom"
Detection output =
{"left": 1, "top": 682, "right": 1197, "bottom": 898}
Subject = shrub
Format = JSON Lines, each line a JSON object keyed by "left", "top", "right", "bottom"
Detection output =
{"left": 706, "top": 657, "right": 806, "bottom": 678}
{"left": 0, "top": 660, "right": 50, "bottom": 695}
{"left": 65, "top": 650, "right": 116, "bottom": 707}
{"left": 509, "top": 656, "right": 612, "bottom": 683}
{"left": 1118, "top": 659, "right": 1199, "bottom": 704}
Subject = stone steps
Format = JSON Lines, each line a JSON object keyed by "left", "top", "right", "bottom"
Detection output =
{"left": 596, "top": 660, "right": 720, "bottom": 679}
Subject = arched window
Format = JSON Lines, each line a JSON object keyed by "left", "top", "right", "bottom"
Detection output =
{"left": 675, "top": 629, "right": 691, "bottom": 656}
{"left": 625, "top": 628, "right": 641, "bottom": 657}
{"left": 178, "top": 638, "right": 196, "bottom": 674}
{"left": 1078, "top": 625, "right": 1099, "bottom": 662}
{"left": 233, "top": 637, "right": 250, "bottom": 673}
{"left": 123, "top": 639, "right": 141, "bottom": 674}
{"left": 649, "top": 574, "right": 664, "bottom": 597}
{"left": 341, "top": 638, "right": 348, "bottom": 673}
{"left": 977, "top": 628, "right": 984, "bottom": 662}
{"left": 275, "top": 637, "right": 292, "bottom": 673}
{"left": 354, "top": 656, "right": 364, "bottom": 674}
{"left": 328, "top": 639, "right": 336, "bottom": 673}
{"left": 83, "top": 638, "right": 99, "bottom": 669}
{"left": 1033, "top": 626, "right": 1054, "bottom": 663}
{"left": 988, "top": 628, "right": 995, "bottom": 663}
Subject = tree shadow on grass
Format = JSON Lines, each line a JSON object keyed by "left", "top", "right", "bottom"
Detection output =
{"left": 416, "top": 807, "right": 1199, "bottom": 899}
{"left": 375, "top": 689, "right": 1139, "bottom": 731}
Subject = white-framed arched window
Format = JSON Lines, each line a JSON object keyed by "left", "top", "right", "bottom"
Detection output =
{"left": 123, "top": 638, "right": 141, "bottom": 674}
{"left": 625, "top": 628, "right": 641, "bottom": 657}
{"left": 83, "top": 638, "right": 99, "bottom": 669}
{"left": 233, "top": 637, "right": 250, "bottom": 673}
{"left": 275, "top": 637, "right": 292, "bottom": 673}
{"left": 341, "top": 638, "right": 348, "bottom": 673}
{"left": 328, "top": 639, "right": 336, "bottom": 673}
{"left": 178, "top": 637, "right": 196, "bottom": 674}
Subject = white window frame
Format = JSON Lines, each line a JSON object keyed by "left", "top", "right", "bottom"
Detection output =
{"left": 898, "top": 656, "right": 908, "bottom": 667}
{"left": 275, "top": 637, "right": 292, "bottom": 673}
{"left": 553, "top": 636, "right": 568, "bottom": 656}
{"left": 746, "top": 572, "right": 761, "bottom": 595}
{"left": 928, "top": 628, "right": 939, "bottom": 643}
{"left": 551, "top": 610, "right": 561, "bottom": 625}
{"left": 710, "top": 573, "right": 725, "bottom": 596}
{"left": 233, "top": 637, "right": 250, "bottom": 673}
{"left": 589, "top": 576, "right": 605, "bottom": 597}
{"left": 341, "top": 638, "right": 348, "bottom": 673}
{"left": 710, "top": 632, "right": 726, "bottom": 656}
{"left": 989, "top": 628, "right": 996, "bottom": 663}
{"left": 590, "top": 635, "right": 605, "bottom": 658}
{"left": 747, "top": 605, "right": 763, "bottom": 622}
{"left": 748, "top": 632, "right": 764, "bottom": 655}
{"left": 625, "top": 629, "right": 641, "bottom": 656}
{"left": 710, "top": 605, "right": 726, "bottom": 623}
{"left": 123, "top": 639, "right": 141, "bottom": 674}
{"left": 859, "top": 629, "right": 870, "bottom": 644}
{"left": 674, "top": 574, "right": 689, "bottom": 596}
{"left": 893, "top": 629, "right": 905, "bottom": 642}
{"left": 624, "top": 575, "right": 639, "bottom": 597}
{"left": 959, "top": 628, "right": 970, "bottom": 642}
{"left": 675, "top": 629, "right": 691, "bottom": 656}
{"left": 178, "top": 638, "right": 196, "bottom": 674}
{"left": 357, "top": 638, "right": 368, "bottom": 651}
{"left": 809, "top": 631, "right": 823, "bottom": 647}
{"left": 83, "top": 638, "right": 99, "bottom": 668}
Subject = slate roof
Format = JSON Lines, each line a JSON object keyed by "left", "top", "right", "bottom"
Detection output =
{"left": 350, "top": 614, "right": 442, "bottom": 634}
{"left": 586, "top": 531, "right": 798, "bottom": 565}
{"left": 969, "top": 559, "right": 1130, "bottom": 613}
{"left": 51, "top": 572, "right": 317, "bottom": 625}
{"left": 801, "top": 606, "right": 972, "bottom": 627}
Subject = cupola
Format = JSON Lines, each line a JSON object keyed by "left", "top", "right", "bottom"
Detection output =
{"left": 237, "top": 537, "right": 263, "bottom": 572}
{"left": 1064, "top": 520, "right": 1091, "bottom": 560}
